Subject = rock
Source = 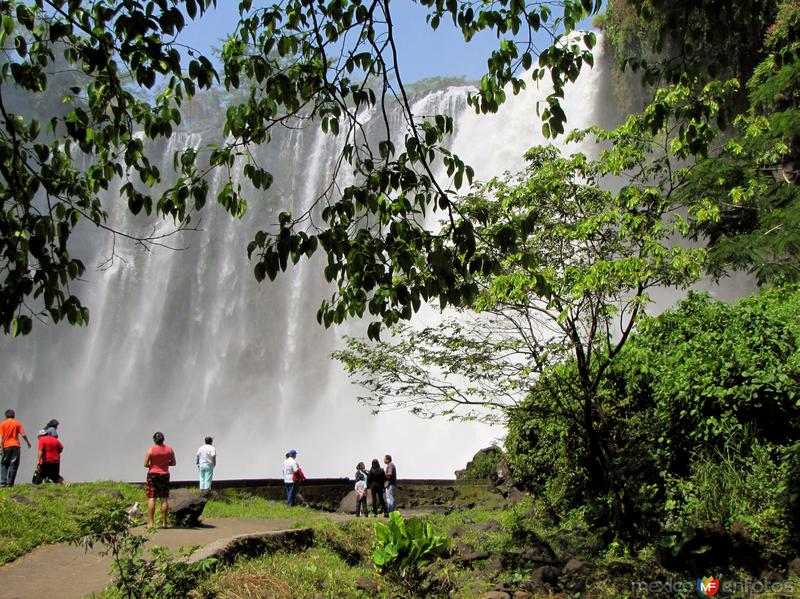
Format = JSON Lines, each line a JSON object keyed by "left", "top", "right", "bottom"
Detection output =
{"left": 473, "top": 519, "right": 503, "bottom": 533}
{"left": 9, "top": 494, "right": 34, "bottom": 506}
{"left": 484, "top": 553, "right": 505, "bottom": 577}
{"left": 761, "top": 569, "right": 784, "bottom": 584}
{"left": 504, "top": 488, "right": 526, "bottom": 506}
{"left": 561, "top": 558, "right": 593, "bottom": 593}
{"left": 494, "top": 458, "right": 513, "bottom": 486}
{"left": 788, "top": 558, "right": 800, "bottom": 578}
{"left": 456, "top": 551, "right": 491, "bottom": 564}
{"left": 450, "top": 525, "right": 467, "bottom": 538}
{"left": 482, "top": 592, "right": 511, "bottom": 599}
{"left": 513, "top": 592, "right": 532, "bottom": 599}
{"left": 503, "top": 544, "right": 558, "bottom": 568}
{"left": 563, "top": 558, "right": 593, "bottom": 575}
{"left": 126, "top": 501, "right": 143, "bottom": 522}
{"left": 338, "top": 489, "right": 358, "bottom": 514}
{"left": 454, "top": 541, "right": 476, "bottom": 555}
{"left": 355, "top": 576, "right": 378, "bottom": 594}
{"left": 169, "top": 489, "right": 208, "bottom": 526}
{"left": 189, "top": 528, "right": 314, "bottom": 565}
{"left": 528, "top": 565, "right": 560, "bottom": 591}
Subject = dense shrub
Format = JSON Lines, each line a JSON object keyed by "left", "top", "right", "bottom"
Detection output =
{"left": 619, "top": 289, "right": 800, "bottom": 475}
{"left": 457, "top": 446, "right": 504, "bottom": 480}
{"left": 506, "top": 286, "right": 800, "bottom": 548}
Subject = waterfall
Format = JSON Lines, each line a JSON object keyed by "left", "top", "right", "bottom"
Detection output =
{"left": 0, "top": 34, "right": 706, "bottom": 483}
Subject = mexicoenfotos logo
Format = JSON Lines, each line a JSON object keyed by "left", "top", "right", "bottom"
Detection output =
{"left": 632, "top": 576, "right": 796, "bottom": 595}
{"left": 696, "top": 576, "right": 720, "bottom": 596}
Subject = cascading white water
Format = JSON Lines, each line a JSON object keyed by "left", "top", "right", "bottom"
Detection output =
{"left": 1, "top": 33, "right": 727, "bottom": 483}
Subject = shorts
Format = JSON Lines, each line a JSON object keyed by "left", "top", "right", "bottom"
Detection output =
{"left": 146, "top": 473, "right": 170, "bottom": 498}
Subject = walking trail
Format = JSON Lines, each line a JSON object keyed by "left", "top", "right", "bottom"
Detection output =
{"left": 0, "top": 516, "right": 339, "bottom": 599}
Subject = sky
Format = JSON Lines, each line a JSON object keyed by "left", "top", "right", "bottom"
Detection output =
{"left": 177, "top": 1, "right": 601, "bottom": 84}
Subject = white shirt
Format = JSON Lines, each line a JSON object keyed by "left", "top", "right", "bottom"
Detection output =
{"left": 196, "top": 444, "right": 216, "bottom": 467}
{"left": 282, "top": 457, "right": 298, "bottom": 482}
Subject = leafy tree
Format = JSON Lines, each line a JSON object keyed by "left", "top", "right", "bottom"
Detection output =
{"left": 335, "top": 80, "right": 728, "bottom": 493}
{"left": 0, "top": 0, "right": 602, "bottom": 337}
{"left": 601, "top": 0, "right": 800, "bottom": 283}
{"left": 685, "top": 2, "right": 800, "bottom": 283}
{"left": 333, "top": 315, "right": 536, "bottom": 423}
{"left": 603, "top": 0, "right": 779, "bottom": 103}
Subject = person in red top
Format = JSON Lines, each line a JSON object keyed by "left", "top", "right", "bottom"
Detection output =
{"left": 144, "top": 431, "right": 176, "bottom": 528}
{"left": 0, "top": 409, "right": 31, "bottom": 487}
{"left": 38, "top": 429, "right": 65, "bottom": 484}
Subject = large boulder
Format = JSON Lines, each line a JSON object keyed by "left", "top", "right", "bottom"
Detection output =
{"left": 188, "top": 528, "right": 314, "bottom": 565}
{"left": 168, "top": 489, "right": 208, "bottom": 526}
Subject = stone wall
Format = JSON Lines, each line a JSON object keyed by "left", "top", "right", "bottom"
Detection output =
{"left": 164, "top": 478, "right": 494, "bottom": 512}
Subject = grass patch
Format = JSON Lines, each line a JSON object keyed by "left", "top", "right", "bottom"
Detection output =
{"left": 0, "top": 481, "right": 141, "bottom": 564}
{"left": 198, "top": 547, "right": 385, "bottom": 598}
{"left": 0, "top": 485, "right": 335, "bottom": 565}
{"left": 202, "top": 492, "right": 325, "bottom": 521}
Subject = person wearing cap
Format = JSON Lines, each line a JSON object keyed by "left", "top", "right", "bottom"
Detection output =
{"left": 196, "top": 436, "right": 216, "bottom": 493}
{"left": 144, "top": 431, "right": 176, "bottom": 528}
{"left": 282, "top": 449, "right": 299, "bottom": 506}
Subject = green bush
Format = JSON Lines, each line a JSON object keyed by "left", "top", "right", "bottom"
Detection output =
{"left": 460, "top": 446, "right": 503, "bottom": 480}
{"left": 506, "top": 286, "right": 800, "bottom": 549}
{"left": 664, "top": 429, "right": 794, "bottom": 556}
{"left": 620, "top": 289, "right": 800, "bottom": 477}
{"left": 373, "top": 512, "right": 450, "bottom": 585}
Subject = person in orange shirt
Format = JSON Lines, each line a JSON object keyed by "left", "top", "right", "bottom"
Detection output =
{"left": 0, "top": 409, "right": 32, "bottom": 487}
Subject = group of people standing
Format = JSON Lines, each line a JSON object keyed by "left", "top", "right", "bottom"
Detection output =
{"left": 354, "top": 454, "right": 397, "bottom": 517}
{"left": 281, "top": 450, "right": 399, "bottom": 516}
{"left": 4, "top": 413, "right": 404, "bottom": 524}
{"left": 0, "top": 410, "right": 66, "bottom": 487}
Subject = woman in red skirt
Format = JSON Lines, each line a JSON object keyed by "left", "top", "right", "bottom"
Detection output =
{"left": 144, "top": 431, "right": 176, "bottom": 528}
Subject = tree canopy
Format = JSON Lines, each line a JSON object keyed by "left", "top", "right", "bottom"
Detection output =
{"left": 0, "top": 0, "right": 602, "bottom": 336}
{"left": 603, "top": 0, "right": 800, "bottom": 283}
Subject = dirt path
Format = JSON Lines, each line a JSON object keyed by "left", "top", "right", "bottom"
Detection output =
{"left": 0, "top": 517, "right": 310, "bottom": 599}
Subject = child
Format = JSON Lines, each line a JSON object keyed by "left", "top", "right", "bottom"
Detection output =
{"left": 354, "top": 461, "right": 368, "bottom": 517}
